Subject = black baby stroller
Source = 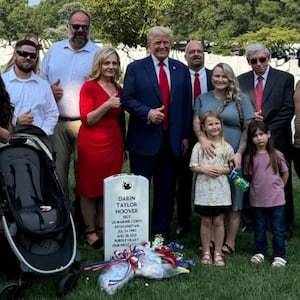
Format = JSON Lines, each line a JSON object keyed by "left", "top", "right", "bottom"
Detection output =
{"left": 0, "top": 126, "right": 81, "bottom": 299}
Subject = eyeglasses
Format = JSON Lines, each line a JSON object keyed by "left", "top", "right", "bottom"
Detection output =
{"left": 250, "top": 57, "right": 267, "bottom": 65}
{"left": 70, "top": 24, "right": 90, "bottom": 31}
{"left": 16, "top": 50, "right": 37, "bottom": 59}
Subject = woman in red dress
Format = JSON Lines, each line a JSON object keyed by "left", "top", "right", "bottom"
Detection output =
{"left": 76, "top": 47, "right": 125, "bottom": 248}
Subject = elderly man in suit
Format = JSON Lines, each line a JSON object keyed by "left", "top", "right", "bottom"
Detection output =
{"left": 238, "top": 44, "right": 294, "bottom": 238}
{"left": 175, "top": 40, "right": 214, "bottom": 236}
{"left": 122, "top": 26, "right": 193, "bottom": 241}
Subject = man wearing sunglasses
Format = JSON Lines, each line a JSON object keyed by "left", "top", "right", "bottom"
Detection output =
{"left": 40, "top": 10, "right": 100, "bottom": 236}
{"left": 238, "top": 43, "right": 295, "bottom": 239}
{"left": 1, "top": 39, "right": 58, "bottom": 136}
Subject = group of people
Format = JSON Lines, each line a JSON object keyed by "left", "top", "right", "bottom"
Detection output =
{"left": 0, "top": 10, "right": 118, "bottom": 250}
{"left": 0, "top": 9, "right": 298, "bottom": 268}
{"left": 186, "top": 41, "right": 294, "bottom": 267}
{"left": 122, "top": 30, "right": 295, "bottom": 268}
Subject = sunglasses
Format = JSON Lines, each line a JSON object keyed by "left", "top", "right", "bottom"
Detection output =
{"left": 16, "top": 50, "right": 37, "bottom": 59}
{"left": 249, "top": 57, "right": 267, "bottom": 65}
{"left": 70, "top": 24, "right": 90, "bottom": 31}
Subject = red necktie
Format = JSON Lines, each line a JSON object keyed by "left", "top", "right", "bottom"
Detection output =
{"left": 194, "top": 72, "right": 201, "bottom": 101}
{"left": 159, "top": 62, "right": 170, "bottom": 130}
{"left": 255, "top": 76, "right": 263, "bottom": 111}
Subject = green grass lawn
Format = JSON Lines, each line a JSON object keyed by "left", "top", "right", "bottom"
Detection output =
{"left": 1, "top": 165, "right": 300, "bottom": 300}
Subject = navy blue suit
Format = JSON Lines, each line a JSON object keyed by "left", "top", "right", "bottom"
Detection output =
{"left": 122, "top": 56, "right": 193, "bottom": 239}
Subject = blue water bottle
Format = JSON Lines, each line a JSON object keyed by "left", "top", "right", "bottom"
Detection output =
{"left": 228, "top": 161, "right": 250, "bottom": 192}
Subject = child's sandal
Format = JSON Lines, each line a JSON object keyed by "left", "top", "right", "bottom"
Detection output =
{"left": 250, "top": 253, "right": 264, "bottom": 264}
{"left": 272, "top": 257, "right": 287, "bottom": 268}
{"left": 201, "top": 252, "right": 212, "bottom": 265}
{"left": 214, "top": 252, "right": 225, "bottom": 267}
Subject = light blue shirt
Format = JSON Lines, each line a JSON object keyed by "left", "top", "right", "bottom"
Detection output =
{"left": 253, "top": 65, "right": 270, "bottom": 89}
{"left": 2, "top": 68, "right": 59, "bottom": 135}
{"left": 189, "top": 67, "right": 208, "bottom": 96}
{"left": 40, "top": 39, "right": 100, "bottom": 118}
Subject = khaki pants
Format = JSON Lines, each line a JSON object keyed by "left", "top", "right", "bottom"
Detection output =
{"left": 50, "top": 119, "right": 81, "bottom": 204}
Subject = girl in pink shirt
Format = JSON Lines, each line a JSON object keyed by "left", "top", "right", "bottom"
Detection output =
{"left": 244, "top": 120, "right": 288, "bottom": 267}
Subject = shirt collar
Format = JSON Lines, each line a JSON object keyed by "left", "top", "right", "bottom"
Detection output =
{"left": 7, "top": 67, "right": 38, "bottom": 83}
{"left": 151, "top": 54, "right": 169, "bottom": 68}
{"left": 253, "top": 65, "right": 270, "bottom": 81}
{"left": 64, "top": 39, "right": 94, "bottom": 53}
{"left": 190, "top": 67, "right": 205, "bottom": 77}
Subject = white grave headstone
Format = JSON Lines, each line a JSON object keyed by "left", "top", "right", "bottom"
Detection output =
{"left": 104, "top": 174, "right": 149, "bottom": 260}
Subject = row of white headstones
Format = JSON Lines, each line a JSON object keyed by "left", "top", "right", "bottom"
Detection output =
{"left": 1, "top": 38, "right": 299, "bottom": 81}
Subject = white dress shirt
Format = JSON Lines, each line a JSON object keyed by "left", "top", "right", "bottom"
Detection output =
{"left": 151, "top": 54, "right": 171, "bottom": 87}
{"left": 2, "top": 68, "right": 59, "bottom": 135}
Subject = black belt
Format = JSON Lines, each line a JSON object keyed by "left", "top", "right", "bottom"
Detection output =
{"left": 59, "top": 117, "right": 80, "bottom": 121}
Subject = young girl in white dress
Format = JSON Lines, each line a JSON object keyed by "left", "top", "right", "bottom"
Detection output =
{"left": 190, "top": 111, "right": 233, "bottom": 266}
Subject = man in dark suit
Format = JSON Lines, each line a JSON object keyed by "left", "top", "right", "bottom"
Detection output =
{"left": 238, "top": 44, "right": 294, "bottom": 238}
{"left": 175, "top": 40, "right": 213, "bottom": 236}
{"left": 122, "top": 26, "right": 193, "bottom": 241}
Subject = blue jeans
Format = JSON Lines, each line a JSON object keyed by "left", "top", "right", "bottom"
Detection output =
{"left": 253, "top": 205, "right": 286, "bottom": 258}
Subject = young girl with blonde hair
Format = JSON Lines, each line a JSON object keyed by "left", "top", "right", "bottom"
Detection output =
{"left": 190, "top": 111, "right": 233, "bottom": 266}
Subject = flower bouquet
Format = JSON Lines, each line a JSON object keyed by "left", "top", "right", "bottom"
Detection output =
{"left": 83, "top": 235, "right": 194, "bottom": 295}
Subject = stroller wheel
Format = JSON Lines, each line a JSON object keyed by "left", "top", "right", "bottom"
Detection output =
{"left": 0, "top": 283, "right": 23, "bottom": 300}
{"left": 56, "top": 271, "right": 81, "bottom": 298}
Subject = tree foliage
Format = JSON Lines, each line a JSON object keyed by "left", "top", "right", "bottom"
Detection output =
{"left": 31, "top": 0, "right": 82, "bottom": 41}
{"left": 82, "top": 0, "right": 174, "bottom": 47}
{"left": 0, "top": 0, "right": 32, "bottom": 44}
{"left": 235, "top": 27, "right": 300, "bottom": 53}
{"left": 1, "top": 0, "right": 300, "bottom": 55}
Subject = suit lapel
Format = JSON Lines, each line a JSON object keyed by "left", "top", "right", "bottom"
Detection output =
{"left": 169, "top": 59, "right": 178, "bottom": 103}
{"left": 144, "top": 57, "right": 161, "bottom": 100}
{"left": 205, "top": 68, "right": 213, "bottom": 91}
{"left": 262, "top": 67, "right": 274, "bottom": 107}
{"left": 245, "top": 72, "right": 256, "bottom": 108}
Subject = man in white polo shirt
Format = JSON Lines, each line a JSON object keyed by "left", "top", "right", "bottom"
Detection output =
{"left": 40, "top": 9, "right": 100, "bottom": 235}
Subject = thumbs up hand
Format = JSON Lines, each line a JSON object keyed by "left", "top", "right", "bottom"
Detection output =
{"left": 51, "top": 79, "right": 63, "bottom": 101}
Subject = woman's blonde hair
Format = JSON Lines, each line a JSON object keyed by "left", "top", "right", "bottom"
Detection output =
{"left": 201, "top": 110, "right": 228, "bottom": 154}
{"left": 212, "top": 62, "right": 244, "bottom": 127}
{"left": 89, "top": 47, "right": 121, "bottom": 82}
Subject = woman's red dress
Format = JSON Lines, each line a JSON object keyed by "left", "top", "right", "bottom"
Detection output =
{"left": 76, "top": 80, "right": 123, "bottom": 198}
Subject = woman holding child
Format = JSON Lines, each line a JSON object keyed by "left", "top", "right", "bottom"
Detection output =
{"left": 193, "top": 62, "right": 254, "bottom": 262}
